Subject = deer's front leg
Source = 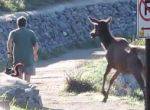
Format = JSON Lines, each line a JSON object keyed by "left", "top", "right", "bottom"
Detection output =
{"left": 101, "top": 64, "right": 111, "bottom": 98}
{"left": 103, "top": 71, "right": 119, "bottom": 102}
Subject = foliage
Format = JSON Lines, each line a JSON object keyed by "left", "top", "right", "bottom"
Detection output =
{"left": 131, "top": 38, "right": 145, "bottom": 46}
{"left": 0, "top": 95, "right": 25, "bottom": 110}
{"left": 131, "top": 89, "right": 143, "bottom": 100}
{"left": 78, "top": 58, "right": 107, "bottom": 91}
{"left": 0, "top": 0, "right": 25, "bottom": 11}
{"left": 0, "top": 0, "right": 71, "bottom": 12}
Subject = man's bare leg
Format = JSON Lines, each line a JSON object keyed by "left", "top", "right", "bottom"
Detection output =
{"left": 25, "top": 74, "right": 31, "bottom": 83}
{"left": 18, "top": 73, "right": 23, "bottom": 79}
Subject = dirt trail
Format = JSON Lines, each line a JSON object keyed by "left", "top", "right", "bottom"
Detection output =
{"left": 31, "top": 48, "right": 144, "bottom": 110}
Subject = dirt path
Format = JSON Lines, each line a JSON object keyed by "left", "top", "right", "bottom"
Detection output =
{"left": 31, "top": 48, "right": 144, "bottom": 110}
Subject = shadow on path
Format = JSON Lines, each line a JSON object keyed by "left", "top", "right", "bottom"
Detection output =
{"left": 36, "top": 48, "right": 106, "bottom": 68}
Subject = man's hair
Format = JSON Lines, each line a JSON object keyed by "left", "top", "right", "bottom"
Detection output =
{"left": 17, "top": 16, "right": 27, "bottom": 27}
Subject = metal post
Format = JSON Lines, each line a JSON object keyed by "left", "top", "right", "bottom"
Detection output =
{"left": 146, "top": 39, "right": 150, "bottom": 110}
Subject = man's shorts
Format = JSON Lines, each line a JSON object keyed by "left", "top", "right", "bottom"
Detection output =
{"left": 24, "top": 65, "right": 35, "bottom": 75}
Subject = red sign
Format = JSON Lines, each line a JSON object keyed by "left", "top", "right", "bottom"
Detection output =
{"left": 139, "top": 0, "right": 150, "bottom": 21}
{"left": 138, "top": 0, "right": 150, "bottom": 37}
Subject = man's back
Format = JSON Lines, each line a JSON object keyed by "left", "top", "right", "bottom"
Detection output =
{"left": 11, "top": 27, "right": 37, "bottom": 66}
{"left": 7, "top": 16, "right": 39, "bottom": 82}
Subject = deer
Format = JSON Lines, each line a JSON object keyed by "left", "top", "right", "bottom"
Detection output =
{"left": 88, "top": 16, "right": 146, "bottom": 103}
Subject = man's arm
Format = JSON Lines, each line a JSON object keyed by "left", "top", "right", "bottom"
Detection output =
{"left": 31, "top": 30, "right": 39, "bottom": 62}
{"left": 7, "top": 32, "right": 13, "bottom": 58}
{"left": 33, "top": 42, "right": 39, "bottom": 62}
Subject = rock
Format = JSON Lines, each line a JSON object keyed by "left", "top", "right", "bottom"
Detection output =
{"left": 114, "top": 74, "right": 139, "bottom": 96}
{"left": 0, "top": 73, "right": 43, "bottom": 109}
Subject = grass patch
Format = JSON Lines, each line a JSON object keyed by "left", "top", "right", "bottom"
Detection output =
{"left": 10, "top": 106, "right": 27, "bottom": 110}
{"left": 64, "top": 57, "right": 144, "bottom": 104}
{"left": 0, "top": 94, "right": 35, "bottom": 110}
{"left": 78, "top": 58, "right": 107, "bottom": 91}
{"left": 120, "top": 94, "right": 144, "bottom": 107}
{"left": 131, "top": 38, "right": 145, "bottom": 46}
{"left": 65, "top": 58, "right": 107, "bottom": 93}
{"left": 131, "top": 89, "right": 143, "bottom": 101}
{"left": 0, "top": 94, "right": 26, "bottom": 110}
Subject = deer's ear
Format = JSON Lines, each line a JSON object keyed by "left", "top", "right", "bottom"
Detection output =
{"left": 88, "top": 17, "right": 99, "bottom": 24}
{"left": 106, "top": 17, "right": 112, "bottom": 23}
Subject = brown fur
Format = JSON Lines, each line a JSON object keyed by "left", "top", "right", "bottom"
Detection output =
{"left": 88, "top": 17, "right": 146, "bottom": 102}
{"left": 13, "top": 63, "right": 24, "bottom": 77}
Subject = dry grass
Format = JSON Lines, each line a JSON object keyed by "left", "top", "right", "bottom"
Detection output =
{"left": 65, "top": 76, "right": 95, "bottom": 93}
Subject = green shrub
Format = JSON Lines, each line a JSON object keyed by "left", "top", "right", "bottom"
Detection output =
{"left": 0, "top": 0, "right": 25, "bottom": 11}
{"left": 0, "top": 0, "right": 72, "bottom": 12}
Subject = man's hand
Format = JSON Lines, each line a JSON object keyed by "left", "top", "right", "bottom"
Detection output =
{"left": 33, "top": 42, "right": 39, "bottom": 62}
{"left": 7, "top": 52, "right": 13, "bottom": 61}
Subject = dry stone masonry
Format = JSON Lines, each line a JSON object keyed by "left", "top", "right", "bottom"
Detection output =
{"left": 0, "top": 1, "right": 136, "bottom": 62}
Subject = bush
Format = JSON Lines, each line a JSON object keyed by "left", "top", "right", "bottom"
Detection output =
{"left": 0, "top": 0, "right": 72, "bottom": 12}
{"left": 0, "top": 0, "right": 25, "bottom": 11}
{"left": 65, "top": 76, "right": 95, "bottom": 93}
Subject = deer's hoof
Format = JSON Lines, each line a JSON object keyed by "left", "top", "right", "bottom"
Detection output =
{"left": 102, "top": 97, "right": 107, "bottom": 103}
{"left": 101, "top": 90, "right": 107, "bottom": 96}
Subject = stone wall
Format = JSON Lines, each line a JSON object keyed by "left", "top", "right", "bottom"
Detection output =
{"left": 0, "top": 1, "right": 136, "bottom": 62}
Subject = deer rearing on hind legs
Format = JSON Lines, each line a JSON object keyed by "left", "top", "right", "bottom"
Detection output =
{"left": 88, "top": 17, "right": 146, "bottom": 103}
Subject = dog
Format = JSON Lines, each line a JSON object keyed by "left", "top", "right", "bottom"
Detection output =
{"left": 5, "top": 63, "right": 24, "bottom": 77}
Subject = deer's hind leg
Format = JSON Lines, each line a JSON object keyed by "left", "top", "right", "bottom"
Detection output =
{"left": 101, "top": 64, "right": 112, "bottom": 98}
{"left": 133, "top": 71, "right": 146, "bottom": 96}
{"left": 132, "top": 69, "right": 147, "bottom": 110}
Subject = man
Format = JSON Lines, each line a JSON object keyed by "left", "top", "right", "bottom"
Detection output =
{"left": 7, "top": 16, "right": 39, "bottom": 83}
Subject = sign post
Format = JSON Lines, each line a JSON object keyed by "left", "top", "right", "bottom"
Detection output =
{"left": 146, "top": 39, "right": 150, "bottom": 110}
{"left": 137, "top": 0, "right": 150, "bottom": 110}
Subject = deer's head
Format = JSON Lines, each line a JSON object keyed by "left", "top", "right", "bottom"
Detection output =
{"left": 88, "top": 17, "right": 112, "bottom": 38}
